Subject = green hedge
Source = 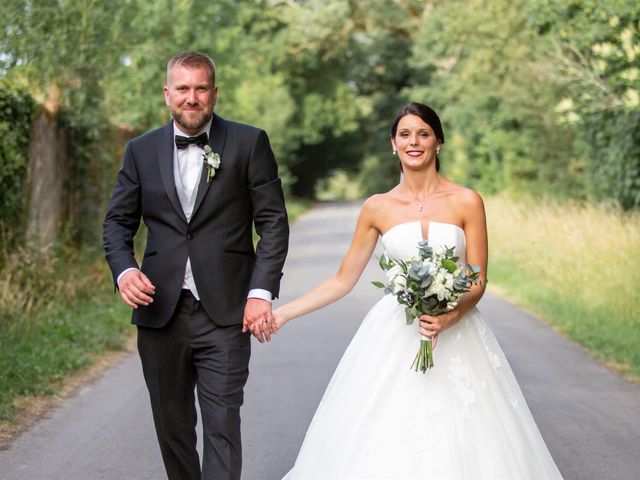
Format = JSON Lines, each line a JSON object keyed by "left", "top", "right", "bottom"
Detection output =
{"left": 0, "top": 79, "right": 36, "bottom": 244}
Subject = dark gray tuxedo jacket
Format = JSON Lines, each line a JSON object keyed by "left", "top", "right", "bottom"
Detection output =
{"left": 103, "top": 113, "right": 289, "bottom": 328}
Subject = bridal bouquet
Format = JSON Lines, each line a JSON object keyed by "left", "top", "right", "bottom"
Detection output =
{"left": 373, "top": 241, "right": 480, "bottom": 373}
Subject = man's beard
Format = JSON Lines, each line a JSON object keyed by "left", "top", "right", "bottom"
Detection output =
{"left": 170, "top": 106, "right": 213, "bottom": 132}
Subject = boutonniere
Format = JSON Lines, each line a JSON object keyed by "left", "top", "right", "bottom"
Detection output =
{"left": 203, "top": 145, "right": 221, "bottom": 182}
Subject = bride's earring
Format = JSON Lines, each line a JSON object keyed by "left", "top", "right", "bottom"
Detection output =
{"left": 436, "top": 148, "right": 440, "bottom": 154}
{"left": 392, "top": 150, "right": 397, "bottom": 156}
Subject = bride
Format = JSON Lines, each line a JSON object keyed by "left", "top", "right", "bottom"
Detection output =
{"left": 271, "top": 103, "right": 563, "bottom": 479}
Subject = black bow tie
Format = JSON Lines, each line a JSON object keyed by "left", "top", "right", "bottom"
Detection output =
{"left": 175, "top": 133, "right": 208, "bottom": 150}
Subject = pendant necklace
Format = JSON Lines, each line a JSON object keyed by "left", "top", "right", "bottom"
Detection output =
{"left": 416, "top": 175, "right": 441, "bottom": 212}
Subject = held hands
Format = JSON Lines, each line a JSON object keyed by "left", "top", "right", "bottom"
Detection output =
{"left": 417, "top": 309, "right": 461, "bottom": 348}
{"left": 118, "top": 269, "right": 155, "bottom": 308}
{"left": 273, "top": 308, "right": 289, "bottom": 333}
{"left": 242, "top": 303, "right": 291, "bottom": 343}
{"left": 242, "top": 298, "right": 276, "bottom": 343}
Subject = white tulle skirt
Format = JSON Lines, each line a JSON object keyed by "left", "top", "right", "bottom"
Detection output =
{"left": 284, "top": 295, "right": 563, "bottom": 479}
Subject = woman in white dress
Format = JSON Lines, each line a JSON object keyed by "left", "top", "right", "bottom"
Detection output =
{"left": 272, "top": 103, "right": 563, "bottom": 479}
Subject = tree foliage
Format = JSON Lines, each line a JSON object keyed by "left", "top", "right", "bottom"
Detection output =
{"left": 0, "top": 79, "right": 36, "bottom": 243}
{"left": 0, "top": 0, "right": 638, "bottom": 250}
{"left": 529, "top": 0, "right": 640, "bottom": 208}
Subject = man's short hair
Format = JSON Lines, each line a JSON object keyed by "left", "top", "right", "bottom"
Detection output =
{"left": 167, "top": 52, "right": 216, "bottom": 85}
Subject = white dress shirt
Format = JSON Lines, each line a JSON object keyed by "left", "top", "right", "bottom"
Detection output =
{"left": 117, "top": 119, "right": 272, "bottom": 303}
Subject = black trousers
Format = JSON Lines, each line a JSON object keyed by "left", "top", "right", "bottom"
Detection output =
{"left": 137, "top": 290, "right": 251, "bottom": 480}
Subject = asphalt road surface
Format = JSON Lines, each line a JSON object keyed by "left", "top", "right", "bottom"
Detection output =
{"left": 1, "top": 202, "right": 638, "bottom": 480}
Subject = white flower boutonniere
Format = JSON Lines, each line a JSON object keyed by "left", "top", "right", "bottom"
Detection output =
{"left": 203, "top": 145, "right": 221, "bottom": 182}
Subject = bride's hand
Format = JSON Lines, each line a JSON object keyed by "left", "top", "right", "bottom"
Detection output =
{"left": 272, "top": 308, "right": 289, "bottom": 333}
{"left": 418, "top": 310, "right": 461, "bottom": 342}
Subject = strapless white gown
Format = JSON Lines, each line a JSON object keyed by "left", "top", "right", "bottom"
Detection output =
{"left": 283, "top": 221, "right": 563, "bottom": 480}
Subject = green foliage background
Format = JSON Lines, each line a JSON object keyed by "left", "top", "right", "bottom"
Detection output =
{"left": 0, "top": 0, "right": 639, "bottom": 419}
{"left": 2, "top": 0, "right": 639, "bottom": 217}
{"left": 0, "top": 79, "right": 35, "bottom": 245}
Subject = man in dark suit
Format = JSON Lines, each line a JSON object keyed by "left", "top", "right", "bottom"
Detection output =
{"left": 103, "top": 51, "right": 288, "bottom": 480}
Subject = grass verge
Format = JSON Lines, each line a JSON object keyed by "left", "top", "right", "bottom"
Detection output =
{"left": 0, "top": 195, "right": 311, "bottom": 429}
{"left": 485, "top": 194, "right": 640, "bottom": 381}
{"left": 0, "top": 298, "right": 130, "bottom": 422}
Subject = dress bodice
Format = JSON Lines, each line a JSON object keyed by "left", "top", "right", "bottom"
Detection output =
{"left": 380, "top": 221, "right": 467, "bottom": 263}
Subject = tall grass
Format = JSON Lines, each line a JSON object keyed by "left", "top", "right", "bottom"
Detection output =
{"left": 0, "top": 242, "right": 130, "bottom": 421}
{"left": 485, "top": 194, "right": 640, "bottom": 380}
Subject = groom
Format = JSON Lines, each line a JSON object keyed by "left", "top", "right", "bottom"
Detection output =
{"left": 103, "top": 52, "right": 289, "bottom": 479}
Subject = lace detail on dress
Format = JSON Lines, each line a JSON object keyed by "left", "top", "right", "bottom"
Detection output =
{"left": 474, "top": 316, "right": 502, "bottom": 370}
{"left": 447, "top": 355, "right": 476, "bottom": 417}
{"left": 472, "top": 315, "right": 522, "bottom": 410}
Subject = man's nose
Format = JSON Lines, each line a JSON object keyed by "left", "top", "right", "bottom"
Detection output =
{"left": 187, "top": 90, "right": 197, "bottom": 104}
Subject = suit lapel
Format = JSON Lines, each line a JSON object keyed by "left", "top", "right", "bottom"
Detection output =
{"left": 192, "top": 113, "right": 228, "bottom": 218}
{"left": 157, "top": 121, "right": 188, "bottom": 223}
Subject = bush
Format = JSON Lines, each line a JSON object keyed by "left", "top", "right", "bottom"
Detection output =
{"left": 0, "top": 79, "right": 36, "bottom": 245}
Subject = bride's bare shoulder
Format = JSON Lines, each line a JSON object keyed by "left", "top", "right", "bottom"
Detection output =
{"left": 363, "top": 189, "right": 403, "bottom": 212}
{"left": 441, "top": 180, "right": 483, "bottom": 208}
{"left": 360, "top": 191, "right": 401, "bottom": 230}
{"left": 442, "top": 182, "right": 485, "bottom": 223}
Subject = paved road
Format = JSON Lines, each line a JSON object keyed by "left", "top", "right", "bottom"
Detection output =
{"left": 1, "top": 202, "right": 638, "bottom": 480}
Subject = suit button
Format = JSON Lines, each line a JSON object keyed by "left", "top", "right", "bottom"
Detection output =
{"left": 187, "top": 234, "right": 193, "bottom": 240}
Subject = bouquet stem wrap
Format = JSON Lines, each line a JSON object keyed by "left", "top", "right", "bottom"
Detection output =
{"left": 412, "top": 338, "right": 434, "bottom": 373}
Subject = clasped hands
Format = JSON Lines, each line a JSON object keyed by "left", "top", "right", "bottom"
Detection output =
{"left": 242, "top": 302, "right": 289, "bottom": 343}
{"left": 242, "top": 298, "right": 278, "bottom": 343}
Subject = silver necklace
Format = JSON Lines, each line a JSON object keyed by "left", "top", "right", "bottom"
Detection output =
{"left": 414, "top": 175, "right": 441, "bottom": 212}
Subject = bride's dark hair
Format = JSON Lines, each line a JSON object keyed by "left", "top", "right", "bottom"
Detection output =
{"left": 390, "top": 102, "right": 445, "bottom": 171}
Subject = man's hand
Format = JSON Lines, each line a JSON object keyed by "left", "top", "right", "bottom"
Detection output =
{"left": 242, "top": 298, "right": 274, "bottom": 343}
{"left": 117, "top": 269, "right": 155, "bottom": 309}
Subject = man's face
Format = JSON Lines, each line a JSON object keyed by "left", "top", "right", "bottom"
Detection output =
{"left": 164, "top": 65, "right": 217, "bottom": 135}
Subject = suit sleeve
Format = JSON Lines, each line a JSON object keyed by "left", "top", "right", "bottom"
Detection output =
{"left": 247, "top": 130, "right": 289, "bottom": 298}
{"left": 102, "top": 143, "right": 142, "bottom": 287}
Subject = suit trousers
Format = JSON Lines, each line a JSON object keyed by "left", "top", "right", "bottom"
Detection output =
{"left": 137, "top": 290, "right": 251, "bottom": 480}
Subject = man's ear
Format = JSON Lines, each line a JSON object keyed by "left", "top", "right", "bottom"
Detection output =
{"left": 163, "top": 86, "right": 170, "bottom": 106}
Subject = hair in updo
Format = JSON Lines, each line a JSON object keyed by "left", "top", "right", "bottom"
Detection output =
{"left": 390, "top": 102, "right": 445, "bottom": 171}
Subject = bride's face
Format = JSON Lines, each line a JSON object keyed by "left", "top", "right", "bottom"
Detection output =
{"left": 391, "top": 115, "right": 440, "bottom": 171}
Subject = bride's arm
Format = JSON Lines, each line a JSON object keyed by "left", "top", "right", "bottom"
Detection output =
{"left": 274, "top": 199, "right": 381, "bottom": 329}
{"left": 452, "top": 190, "right": 488, "bottom": 316}
{"left": 419, "top": 190, "right": 488, "bottom": 338}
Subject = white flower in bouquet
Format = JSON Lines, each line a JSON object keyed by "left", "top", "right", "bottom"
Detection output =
{"left": 385, "top": 263, "right": 402, "bottom": 282}
{"left": 392, "top": 274, "right": 407, "bottom": 294}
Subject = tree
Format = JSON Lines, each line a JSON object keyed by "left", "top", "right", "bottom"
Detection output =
{"left": 0, "top": 0, "right": 135, "bottom": 242}
{"left": 529, "top": 0, "right": 640, "bottom": 208}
